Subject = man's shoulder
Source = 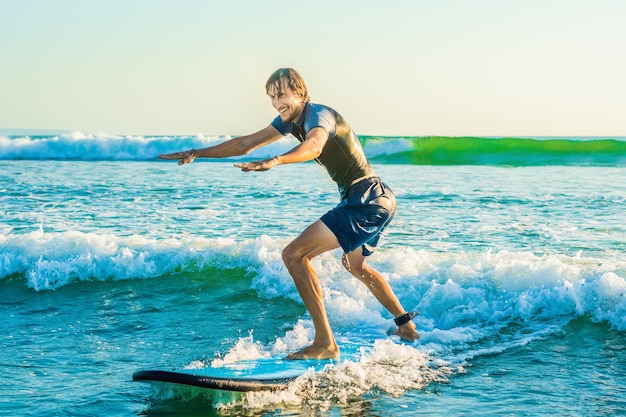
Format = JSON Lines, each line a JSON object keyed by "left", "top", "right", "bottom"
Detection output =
{"left": 302, "top": 103, "right": 338, "bottom": 136}
{"left": 304, "top": 103, "right": 340, "bottom": 125}
{"left": 306, "top": 102, "right": 335, "bottom": 116}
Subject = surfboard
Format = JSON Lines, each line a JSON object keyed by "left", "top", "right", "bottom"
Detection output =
{"left": 132, "top": 357, "right": 337, "bottom": 392}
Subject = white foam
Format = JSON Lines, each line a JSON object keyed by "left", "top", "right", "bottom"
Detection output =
{"left": 0, "top": 132, "right": 419, "bottom": 162}
{"left": 207, "top": 339, "right": 452, "bottom": 411}
{"left": 40, "top": 230, "right": 612, "bottom": 408}
{"left": 0, "top": 132, "right": 300, "bottom": 161}
{"left": 4, "top": 226, "right": 625, "bottom": 379}
{"left": 362, "top": 137, "right": 414, "bottom": 157}
{"left": 209, "top": 333, "right": 270, "bottom": 366}
{"left": 208, "top": 320, "right": 316, "bottom": 367}
{"left": 3, "top": 229, "right": 624, "bottom": 334}
{"left": 0, "top": 227, "right": 240, "bottom": 290}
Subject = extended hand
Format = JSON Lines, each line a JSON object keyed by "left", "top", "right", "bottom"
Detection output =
{"left": 234, "top": 157, "right": 278, "bottom": 172}
{"left": 158, "top": 150, "right": 196, "bottom": 165}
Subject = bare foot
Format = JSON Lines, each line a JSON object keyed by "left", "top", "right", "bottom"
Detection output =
{"left": 286, "top": 343, "right": 340, "bottom": 360}
{"left": 396, "top": 321, "right": 420, "bottom": 342}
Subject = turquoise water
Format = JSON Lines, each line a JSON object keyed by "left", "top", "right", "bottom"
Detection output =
{"left": 1, "top": 135, "right": 626, "bottom": 416}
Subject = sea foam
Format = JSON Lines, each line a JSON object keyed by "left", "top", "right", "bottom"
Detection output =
{"left": 3, "top": 228, "right": 623, "bottom": 335}
{"left": 3, "top": 133, "right": 625, "bottom": 166}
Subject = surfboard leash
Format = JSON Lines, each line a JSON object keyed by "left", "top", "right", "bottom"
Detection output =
{"left": 394, "top": 311, "right": 419, "bottom": 326}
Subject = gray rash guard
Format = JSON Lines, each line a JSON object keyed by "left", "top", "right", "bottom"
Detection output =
{"left": 271, "top": 102, "right": 373, "bottom": 198}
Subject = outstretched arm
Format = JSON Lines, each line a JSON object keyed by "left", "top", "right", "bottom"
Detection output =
{"left": 235, "top": 127, "right": 329, "bottom": 172}
{"left": 158, "top": 125, "right": 283, "bottom": 165}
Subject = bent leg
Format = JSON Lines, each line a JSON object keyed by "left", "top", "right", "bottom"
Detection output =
{"left": 282, "top": 220, "right": 342, "bottom": 359}
{"left": 342, "top": 250, "right": 420, "bottom": 341}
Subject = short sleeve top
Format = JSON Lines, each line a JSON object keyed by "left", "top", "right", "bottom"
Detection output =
{"left": 271, "top": 103, "right": 373, "bottom": 198}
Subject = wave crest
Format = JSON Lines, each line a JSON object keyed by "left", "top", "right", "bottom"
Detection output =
{"left": 2, "top": 230, "right": 624, "bottom": 332}
{"left": 2, "top": 134, "right": 625, "bottom": 166}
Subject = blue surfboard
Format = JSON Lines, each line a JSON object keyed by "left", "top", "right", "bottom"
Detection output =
{"left": 132, "top": 357, "right": 338, "bottom": 392}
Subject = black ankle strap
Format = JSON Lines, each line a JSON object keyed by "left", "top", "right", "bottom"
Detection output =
{"left": 394, "top": 311, "right": 419, "bottom": 326}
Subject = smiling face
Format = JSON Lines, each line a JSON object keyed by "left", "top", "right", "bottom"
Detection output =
{"left": 267, "top": 81, "right": 306, "bottom": 124}
{"left": 265, "top": 68, "right": 310, "bottom": 124}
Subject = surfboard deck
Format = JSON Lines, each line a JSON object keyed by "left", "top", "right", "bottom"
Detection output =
{"left": 132, "top": 357, "right": 337, "bottom": 392}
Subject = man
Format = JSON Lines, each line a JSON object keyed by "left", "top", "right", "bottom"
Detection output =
{"left": 159, "top": 68, "right": 419, "bottom": 359}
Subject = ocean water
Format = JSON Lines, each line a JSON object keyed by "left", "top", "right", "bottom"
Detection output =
{"left": 1, "top": 133, "right": 625, "bottom": 416}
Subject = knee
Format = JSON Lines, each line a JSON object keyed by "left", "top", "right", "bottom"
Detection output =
{"left": 342, "top": 254, "right": 366, "bottom": 279}
{"left": 282, "top": 244, "right": 302, "bottom": 270}
{"left": 341, "top": 254, "right": 350, "bottom": 271}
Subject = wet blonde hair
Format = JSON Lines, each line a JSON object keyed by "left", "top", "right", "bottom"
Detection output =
{"left": 265, "top": 68, "right": 311, "bottom": 102}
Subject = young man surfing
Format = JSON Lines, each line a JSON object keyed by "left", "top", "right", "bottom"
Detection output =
{"left": 159, "top": 68, "right": 419, "bottom": 359}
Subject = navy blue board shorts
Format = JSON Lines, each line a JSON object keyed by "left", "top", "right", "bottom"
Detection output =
{"left": 320, "top": 177, "right": 396, "bottom": 256}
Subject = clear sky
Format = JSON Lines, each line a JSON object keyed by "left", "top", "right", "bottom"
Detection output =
{"left": 1, "top": 0, "right": 624, "bottom": 136}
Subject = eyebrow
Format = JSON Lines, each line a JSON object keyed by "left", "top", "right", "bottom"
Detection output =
{"left": 267, "top": 84, "right": 285, "bottom": 96}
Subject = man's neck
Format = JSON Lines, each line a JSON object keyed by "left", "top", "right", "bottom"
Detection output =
{"left": 293, "top": 102, "right": 308, "bottom": 125}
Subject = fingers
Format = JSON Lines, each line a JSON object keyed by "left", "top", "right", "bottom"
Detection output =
{"left": 158, "top": 152, "right": 185, "bottom": 160}
{"left": 234, "top": 157, "right": 277, "bottom": 172}
{"left": 179, "top": 154, "right": 195, "bottom": 165}
{"left": 158, "top": 151, "right": 195, "bottom": 165}
{"left": 234, "top": 162, "right": 254, "bottom": 172}
{"left": 234, "top": 161, "right": 266, "bottom": 171}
